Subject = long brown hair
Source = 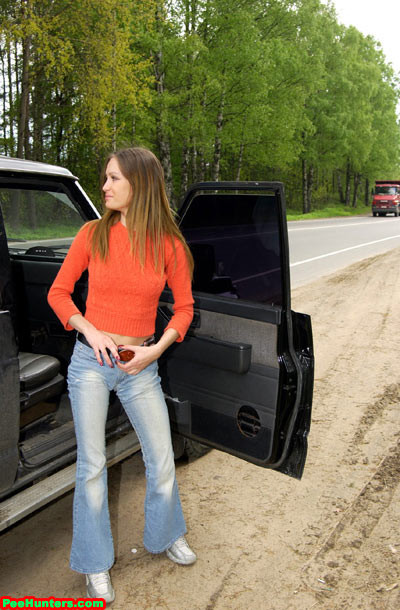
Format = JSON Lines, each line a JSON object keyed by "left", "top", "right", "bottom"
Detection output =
{"left": 88, "top": 147, "right": 193, "bottom": 276}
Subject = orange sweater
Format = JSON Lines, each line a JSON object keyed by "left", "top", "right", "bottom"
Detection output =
{"left": 48, "top": 221, "right": 194, "bottom": 342}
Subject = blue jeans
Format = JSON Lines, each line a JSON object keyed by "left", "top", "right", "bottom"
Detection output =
{"left": 67, "top": 340, "right": 187, "bottom": 574}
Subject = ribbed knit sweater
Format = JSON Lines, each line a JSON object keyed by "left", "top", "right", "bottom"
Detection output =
{"left": 47, "top": 221, "right": 194, "bottom": 342}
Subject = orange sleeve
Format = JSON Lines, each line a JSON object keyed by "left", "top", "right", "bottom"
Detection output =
{"left": 164, "top": 238, "right": 194, "bottom": 342}
{"left": 47, "top": 224, "right": 91, "bottom": 330}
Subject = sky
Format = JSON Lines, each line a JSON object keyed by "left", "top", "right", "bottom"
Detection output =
{"left": 326, "top": 0, "right": 400, "bottom": 75}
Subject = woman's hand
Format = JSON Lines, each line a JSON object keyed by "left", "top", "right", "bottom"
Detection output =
{"left": 116, "top": 344, "right": 160, "bottom": 375}
{"left": 84, "top": 328, "right": 120, "bottom": 368}
{"left": 68, "top": 314, "right": 119, "bottom": 367}
{"left": 117, "top": 328, "right": 180, "bottom": 375}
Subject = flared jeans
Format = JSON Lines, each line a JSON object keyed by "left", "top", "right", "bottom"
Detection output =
{"left": 67, "top": 340, "right": 186, "bottom": 574}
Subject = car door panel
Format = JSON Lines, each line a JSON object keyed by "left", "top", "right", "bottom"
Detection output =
{"left": 10, "top": 256, "right": 88, "bottom": 362}
{"left": 159, "top": 300, "right": 280, "bottom": 465}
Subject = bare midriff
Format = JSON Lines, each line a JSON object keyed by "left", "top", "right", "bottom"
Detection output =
{"left": 102, "top": 331, "right": 153, "bottom": 346}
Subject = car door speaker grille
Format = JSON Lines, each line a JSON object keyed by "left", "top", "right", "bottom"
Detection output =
{"left": 237, "top": 406, "right": 261, "bottom": 438}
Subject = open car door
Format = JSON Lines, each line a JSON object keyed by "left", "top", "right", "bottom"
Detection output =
{"left": 158, "top": 182, "right": 313, "bottom": 480}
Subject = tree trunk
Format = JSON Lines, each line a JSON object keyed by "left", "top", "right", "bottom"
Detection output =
{"left": 14, "top": 41, "right": 19, "bottom": 98}
{"left": 307, "top": 165, "right": 314, "bottom": 212}
{"left": 153, "top": 46, "right": 173, "bottom": 200}
{"left": 153, "top": 5, "right": 173, "bottom": 201}
{"left": 212, "top": 89, "right": 225, "bottom": 182}
{"left": 364, "top": 178, "right": 370, "bottom": 207}
{"left": 184, "top": 0, "right": 191, "bottom": 34}
{"left": 7, "top": 41, "right": 15, "bottom": 153}
{"left": 132, "top": 114, "right": 136, "bottom": 142}
{"left": 17, "top": 33, "right": 31, "bottom": 158}
{"left": 236, "top": 141, "right": 244, "bottom": 181}
{"left": 12, "top": 9, "right": 32, "bottom": 230}
{"left": 55, "top": 91, "right": 64, "bottom": 165}
{"left": 112, "top": 103, "right": 117, "bottom": 152}
{"left": 31, "top": 62, "right": 45, "bottom": 162}
{"left": 191, "top": 139, "right": 198, "bottom": 183}
{"left": 336, "top": 170, "right": 345, "bottom": 203}
{"left": 195, "top": 92, "right": 208, "bottom": 183}
{"left": 345, "top": 162, "right": 351, "bottom": 206}
{"left": 302, "top": 159, "right": 309, "bottom": 213}
{"left": 181, "top": 142, "right": 189, "bottom": 195}
{"left": 197, "top": 147, "right": 206, "bottom": 182}
{"left": 302, "top": 160, "right": 314, "bottom": 213}
{"left": 352, "top": 173, "right": 360, "bottom": 207}
{"left": 156, "top": 119, "right": 173, "bottom": 201}
{"left": 1, "top": 45, "right": 7, "bottom": 153}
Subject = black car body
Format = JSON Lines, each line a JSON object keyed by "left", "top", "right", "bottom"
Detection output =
{"left": 0, "top": 157, "right": 313, "bottom": 530}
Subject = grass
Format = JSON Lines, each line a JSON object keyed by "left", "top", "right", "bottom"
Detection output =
{"left": 5, "top": 222, "right": 82, "bottom": 241}
{"left": 286, "top": 203, "right": 371, "bottom": 221}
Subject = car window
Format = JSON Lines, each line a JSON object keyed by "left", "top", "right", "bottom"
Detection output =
{"left": 179, "top": 192, "right": 283, "bottom": 305}
{"left": 376, "top": 187, "right": 397, "bottom": 195}
{"left": 1, "top": 183, "right": 86, "bottom": 258}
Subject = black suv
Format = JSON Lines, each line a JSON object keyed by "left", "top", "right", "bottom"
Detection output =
{"left": 0, "top": 157, "right": 314, "bottom": 531}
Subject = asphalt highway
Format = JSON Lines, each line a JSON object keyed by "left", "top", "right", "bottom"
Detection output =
{"left": 288, "top": 214, "right": 400, "bottom": 288}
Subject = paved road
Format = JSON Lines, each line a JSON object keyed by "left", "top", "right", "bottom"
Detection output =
{"left": 288, "top": 214, "right": 400, "bottom": 288}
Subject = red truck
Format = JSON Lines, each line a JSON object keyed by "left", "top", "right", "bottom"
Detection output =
{"left": 372, "top": 180, "right": 400, "bottom": 217}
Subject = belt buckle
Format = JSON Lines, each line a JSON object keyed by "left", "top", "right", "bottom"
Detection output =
{"left": 142, "top": 335, "right": 155, "bottom": 347}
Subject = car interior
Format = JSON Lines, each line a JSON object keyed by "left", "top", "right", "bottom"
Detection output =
{"left": 0, "top": 180, "right": 135, "bottom": 496}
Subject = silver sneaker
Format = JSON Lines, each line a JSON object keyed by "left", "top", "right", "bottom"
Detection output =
{"left": 166, "top": 536, "right": 197, "bottom": 565}
{"left": 86, "top": 571, "right": 115, "bottom": 604}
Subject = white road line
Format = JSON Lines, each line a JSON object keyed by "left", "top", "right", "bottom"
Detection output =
{"left": 288, "top": 220, "right": 385, "bottom": 231}
{"left": 290, "top": 234, "right": 400, "bottom": 267}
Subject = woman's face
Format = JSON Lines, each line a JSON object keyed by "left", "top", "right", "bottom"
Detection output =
{"left": 103, "top": 157, "right": 133, "bottom": 223}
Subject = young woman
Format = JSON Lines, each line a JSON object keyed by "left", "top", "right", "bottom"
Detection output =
{"left": 48, "top": 147, "right": 196, "bottom": 603}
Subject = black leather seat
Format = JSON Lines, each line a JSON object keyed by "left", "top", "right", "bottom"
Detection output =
{"left": 19, "top": 352, "right": 64, "bottom": 412}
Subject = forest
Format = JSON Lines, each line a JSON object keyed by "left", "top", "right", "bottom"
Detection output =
{"left": 0, "top": 0, "right": 399, "bottom": 212}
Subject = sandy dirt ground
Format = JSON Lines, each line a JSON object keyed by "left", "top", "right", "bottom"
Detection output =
{"left": 1, "top": 247, "right": 400, "bottom": 609}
